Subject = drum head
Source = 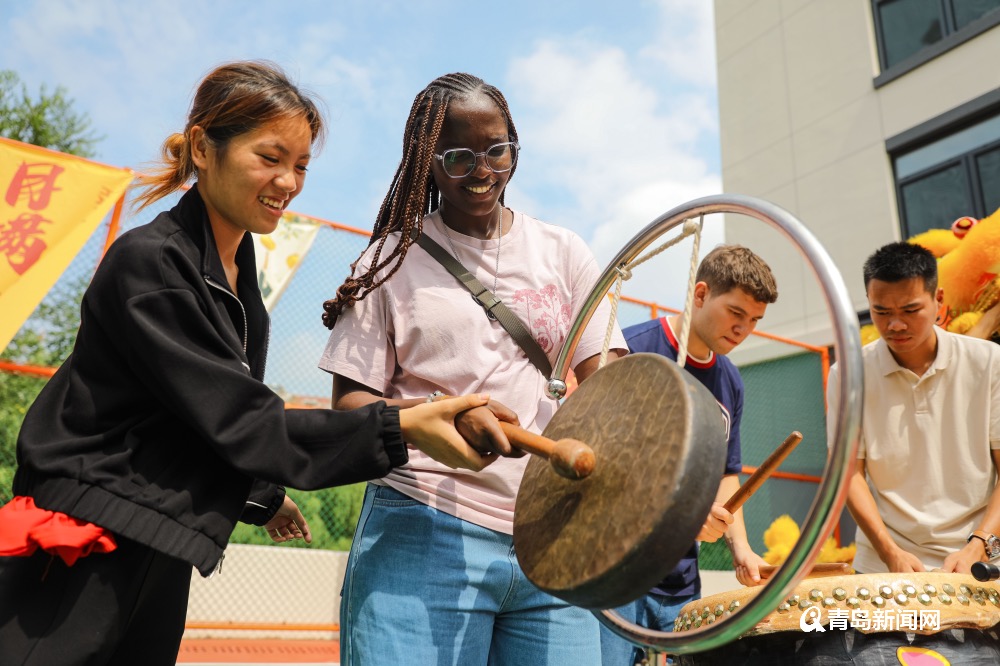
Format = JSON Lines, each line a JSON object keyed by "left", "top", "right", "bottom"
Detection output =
{"left": 514, "top": 353, "right": 727, "bottom": 609}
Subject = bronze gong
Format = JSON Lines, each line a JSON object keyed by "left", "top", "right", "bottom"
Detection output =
{"left": 513, "top": 352, "right": 727, "bottom": 610}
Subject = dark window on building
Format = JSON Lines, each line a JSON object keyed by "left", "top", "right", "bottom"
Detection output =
{"left": 872, "top": 0, "right": 1000, "bottom": 69}
{"left": 954, "top": 0, "right": 1000, "bottom": 28}
{"left": 978, "top": 145, "right": 1000, "bottom": 213}
{"left": 893, "top": 114, "right": 1000, "bottom": 237}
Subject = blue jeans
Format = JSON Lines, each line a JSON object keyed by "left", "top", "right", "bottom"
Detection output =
{"left": 598, "top": 592, "right": 699, "bottom": 665}
{"left": 340, "top": 483, "right": 602, "bottom": 665}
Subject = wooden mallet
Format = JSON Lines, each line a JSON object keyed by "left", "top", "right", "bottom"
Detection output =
{"left": 724, "top": 431, "right": 803, "bottom": 513}
{"left": 758, "top": 562, "right": 852, "bottom": 579}
{"left": 432, "top": 393, "right": 597, "bottom": 480}
{"left": 499, "top": 422, "right": 595, "bottom": 480}
{"left": 724, "top": 432, "right": 852, "bottom": 580}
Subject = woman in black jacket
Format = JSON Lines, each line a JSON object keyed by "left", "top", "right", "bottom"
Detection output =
{"left": 0, "top": 61, "right": 492, "bottom": 666}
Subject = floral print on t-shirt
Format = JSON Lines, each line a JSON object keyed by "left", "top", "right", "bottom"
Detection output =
{"left": 512, "top": 284, "right": 572, "bottom": 354}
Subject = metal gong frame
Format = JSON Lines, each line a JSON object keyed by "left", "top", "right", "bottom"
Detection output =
{"left": 544, "top": 194, "right": 863, "bottom": 655}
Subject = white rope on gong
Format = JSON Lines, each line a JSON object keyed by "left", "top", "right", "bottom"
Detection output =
{"left": 673, "top": 215, "right": 704, "bottom": 370}
{"left": 598, "top": 215, "right": 705, "bottom": 369}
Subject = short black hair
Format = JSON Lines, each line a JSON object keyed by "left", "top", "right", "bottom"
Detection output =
{"left": 862, "top": 242, "right": 937, "bottom": 293}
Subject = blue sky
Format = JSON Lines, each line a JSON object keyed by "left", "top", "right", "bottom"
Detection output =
{"left": 3, "top": 0, "right": 725, "bottom": 393}
{"left": 3, "top": 0, "right": 722, "bottom": 289}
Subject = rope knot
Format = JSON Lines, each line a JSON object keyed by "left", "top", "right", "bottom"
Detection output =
{"left": 615, "top": 265, "right": 633, "bottom": 281}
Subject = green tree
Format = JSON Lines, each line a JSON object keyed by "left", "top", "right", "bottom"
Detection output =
{"left": 1, "top": 71, "right": 100, "bottom": 501}
{"left": 0, "top": 275, "right": 88, "bottom": 503}
{"left": 228, "top": 485, "right": 366, "bottom": 550}
{"left": 0, "top": 70, "right": 100, "bottom": 157}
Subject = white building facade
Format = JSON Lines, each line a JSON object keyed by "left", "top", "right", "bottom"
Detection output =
{"left": 715, "top": 0, "right": 1000, "bottom": 354}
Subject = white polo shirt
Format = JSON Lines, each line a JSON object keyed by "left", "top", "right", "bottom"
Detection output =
{"left": 827, "top": 327, "right": 1000, "bottom": 573}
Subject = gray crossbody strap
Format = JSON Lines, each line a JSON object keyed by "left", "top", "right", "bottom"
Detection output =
{"left": 415, "top": 233, "right": 553, "bottom": 378}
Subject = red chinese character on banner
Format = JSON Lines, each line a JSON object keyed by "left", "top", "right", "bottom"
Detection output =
{"left": 5, "top": 162, "right": 65, "bottom": 211}
{"left": 0, "top": 213, "right": 50, "bottom": 274}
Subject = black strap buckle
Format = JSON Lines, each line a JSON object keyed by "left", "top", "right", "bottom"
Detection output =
{"left": 472, "top": 292, "right": 501, "bottom": 320}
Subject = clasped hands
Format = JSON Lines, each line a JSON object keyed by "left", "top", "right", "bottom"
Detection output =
{"left": 409, "top": 395, "right": 524, "bottom": 471}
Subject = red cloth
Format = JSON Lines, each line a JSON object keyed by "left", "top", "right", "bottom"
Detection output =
{"left": 0, "top": 496, "right": 117, "bottom": 566}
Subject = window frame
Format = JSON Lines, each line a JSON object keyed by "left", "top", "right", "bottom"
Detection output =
{"left": 870, "top": 0, "right": 1000, "bottom": 87}
{"left": 890, "top": 93, "right": 1000, "bottom": 238}
{"left": 896, "top": 156, "right": 975, "bottom": 238}
{"left": 975, "top": 142, "right": 1000, "bottom": 213}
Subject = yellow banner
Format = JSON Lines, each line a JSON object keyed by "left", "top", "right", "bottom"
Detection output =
{"left": 0, "top": 138, "right": 134, "bottom": 350}
{"left": 253, "top": 213, "right": 321, "bottom": 313}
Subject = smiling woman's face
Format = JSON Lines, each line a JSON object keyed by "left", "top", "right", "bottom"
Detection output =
{"left": 431, "top": 94, "right": 511, "bottom": 230}
{"left": 193, "top": 114, "right": 313, "bottom": 238}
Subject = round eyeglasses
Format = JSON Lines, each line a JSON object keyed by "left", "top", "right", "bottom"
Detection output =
{"left": 433, "top": 142, "right": 519, "bottom": 178}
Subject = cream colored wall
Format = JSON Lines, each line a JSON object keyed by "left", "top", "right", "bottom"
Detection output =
{"left": 878, "top": 28, "right": 1000, "bottom": 138}
{"left": 714, "top": 0, "right": 1000, "bottom": 358}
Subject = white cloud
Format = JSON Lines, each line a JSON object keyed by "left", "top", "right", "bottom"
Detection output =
{"left": 1, "top": 0, "right": 731, "bottom": 398}
{"left": 640, "top": 0, "right": 719, "bottom": 87}
{"left": 503, "top": 4, "right": 722, "bottom": 307}
{"left": 6, "top": 1, "right": 225, "bottom": 165}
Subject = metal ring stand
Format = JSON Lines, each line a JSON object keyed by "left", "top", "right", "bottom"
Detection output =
{"left": 544, "top": 194, "right": 864, "bottom": 658}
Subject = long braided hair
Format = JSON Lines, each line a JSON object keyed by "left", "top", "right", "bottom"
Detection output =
{"left": 321, "top": 73, "right": 518, "bottom": 329}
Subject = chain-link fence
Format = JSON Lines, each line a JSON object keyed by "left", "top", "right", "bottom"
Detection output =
{"left": 1, "top": 190, "right": 838, "bottom": 635}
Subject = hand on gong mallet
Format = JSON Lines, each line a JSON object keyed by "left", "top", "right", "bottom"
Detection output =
{"left": 440, "top": 394, "right": 596, "bottom": 479}
{"left": 452, "top": 397, "right": 525, "bottom": 457}
{"left": 697, "top": 504, "right": 734, "bottom": 543}
{"left": 723, "top": 431, "right": 804, "bottom": 585}
{"left": 696, "top": 433, "right": 804, "bottom": 544}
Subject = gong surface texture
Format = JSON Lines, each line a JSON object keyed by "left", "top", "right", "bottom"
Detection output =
{"left": 514, "top": 353, "right": 727, "bottom": 610}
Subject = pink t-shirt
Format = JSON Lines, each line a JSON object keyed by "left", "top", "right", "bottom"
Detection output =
{"left": 319, "top": 209, "right": 626, "bottom": 533}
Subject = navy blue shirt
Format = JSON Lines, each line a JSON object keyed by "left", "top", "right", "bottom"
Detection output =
{"left": 623, "top": 316, "right": 744, "bottom": 597}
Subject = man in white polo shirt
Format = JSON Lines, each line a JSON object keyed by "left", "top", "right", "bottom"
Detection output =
{"left": 827, "top": 241, "right": 1000, "bottom": 574}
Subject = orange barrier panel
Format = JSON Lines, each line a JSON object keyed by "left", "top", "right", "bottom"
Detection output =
{"left": 100, "top": 194, "right": 127, "bottom": 261}
{"left": 184, "top": 621, "right": 338, "bottom": 633}
{"left": 740, "top": 465, "right": 821, "bottom": 485}
{"left": 0, "top": 360, "right": 57, "bottom": 378}
{"left": 176, "top": 638, "right": 339, "bottom": 664}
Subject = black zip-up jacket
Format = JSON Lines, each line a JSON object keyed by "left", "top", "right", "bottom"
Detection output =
{"left": 14, "top": 187, "right": 407, "bottom": 576}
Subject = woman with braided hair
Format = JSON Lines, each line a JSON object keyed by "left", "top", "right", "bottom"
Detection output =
{"left": 320, "top": 72, "right": 627, "bottom": 664}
